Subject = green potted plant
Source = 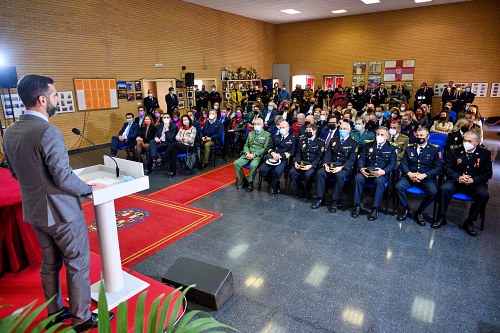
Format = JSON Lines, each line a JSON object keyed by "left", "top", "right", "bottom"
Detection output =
{"left": 0, "top": 283, "right": 238, "bottom": 332}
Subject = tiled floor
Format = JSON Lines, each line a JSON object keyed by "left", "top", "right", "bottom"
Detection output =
{"left": 70, "top": 127, "right": 500, "bottom": 333}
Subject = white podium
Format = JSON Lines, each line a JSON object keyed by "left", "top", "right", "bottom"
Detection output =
{"left": 74, "top": 156, "right": 150, "bottom": 310}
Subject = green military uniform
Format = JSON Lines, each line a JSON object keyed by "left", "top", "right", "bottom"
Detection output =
{"left": 233, "top": 129, "right": 271, "bottom": 183}
{"left": 391, "top": 133, "right": 409, "bottom": 167}
{"left": 350, "top": 130, "right": 375, "bottom": 147}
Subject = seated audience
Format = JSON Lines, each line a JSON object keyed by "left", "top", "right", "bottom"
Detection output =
{"left": 433, "top": 131, "right": 492, "bottom": 236}
{"left": 110, "top": 112, "right": 140, "bottom": 156}
{"left": 292, "top": 113, "right": 306, "bottom": 136}
{"left": 226, "top": 109, "right": 248, "bottom": 155}
{"left": 400, "top": 115, "right": 416, "bottom": 144}
{"left": 320, "top": 116, "right": 340, "bottom": 147}
{"left": 430, "top": 110, "right": 454, "bottom": 134}
{"left": 414, "top": 107, "right": 429, "bottom": 128}
{"left": 134, "top": 115, "right": 156, "bottom": 162}
{"left": 444, "top": 117, "right": 474, "bottom": 151}
{"left": 135, "top": 106, "right": 146, "bottom": 127}
{"left": 172, "top": 110, "right": 181, "bottom": 130}
{"left": 233, "top": 118, "right": 271, "bottom": 193}
{"left": 259, "top": 121, "right": 296, "bottom": 196}
{"left": 162, "top": 115, "right": 197, "bottom": 177}
{"left": 311, "top": 121, "right": 359, "bottom": 212}
{"left": 146, "top": 113, "right": 178, "bottom": 174}
{"left": 350, "top": 116, "right": 375, "bottom": 147}
{"left": 289, "top": 124, "right": 325, "bottom": 198}
{"left": 351, "top": 126, "right": 397, "bottom": 221}
{"left": 199, "top": 109, "right": 224, "bottom": 168}
{"left": 262, "top": 102, "right": 277, "bottom": 129}
{"left": 395, "top": 127, "right": 442, "bottom": 225}
{"left": 152, "top": 108, "right": 163, "bottom": 126}
{"left": 389, "top": 121, "right": 409, "bottom": 167}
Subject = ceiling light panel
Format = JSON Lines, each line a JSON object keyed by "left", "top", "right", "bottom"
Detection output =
{"left": 280, "top": 9, "right": 301, "bottom": 14}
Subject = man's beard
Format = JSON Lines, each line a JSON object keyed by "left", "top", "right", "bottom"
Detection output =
{"left": 46, "top": 101, "right": 57, "bottom": 117}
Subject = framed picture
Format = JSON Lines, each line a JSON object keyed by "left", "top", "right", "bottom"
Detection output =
{"left": 126, "top": 82, "right": 133, "bottom": 92}
{"left": 187, "top": 100, "right": 194, "bottom": 108}
{"left": 368, "top": 76, "right": 381, "bottom": 85}
{"left": 116, "top": 81, "right": 127, "bottom": 90}
{"left": 433, "top": 83, "right": 448, "bottom": 97}
{"left": 353, "top": 62, "right": 366, "bottom": 75}
{"left": 118, "top": 90, "right": 127, "bottom": 99}
{"left": 178, "top": 100, "right": 185, "bottom": 109}
{"left": 352, "top": 76, "right": 365, "bottom": 86}
{"left": 135, "top": 93, "right": 143, "bottom": 100}
{"left": 471, "top": 83, "right": 488, "bottom": 97}
{"left": 490, "top": 83, "right": 500, "bottom": 98}
{"left": 127, "top": 93, "right": 135, "bottom": 101}
{"left": 368, "top": 61, "right": 382, "bottom": 75}
{"left": 176, "top": 80, "right": 184, "bottom": 88}
{"left": 134, "top": 81, "right": 141, "bottom": 91}
{"left": 177, "top": 91, "right": 184, "bottom": 99}
{"left": 187, "top": 90, "right": 194, "bottom": 98}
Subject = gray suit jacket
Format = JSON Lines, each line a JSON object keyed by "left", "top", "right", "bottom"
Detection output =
{"left": 3, "top": 114, "right": 91, "bottom": 227}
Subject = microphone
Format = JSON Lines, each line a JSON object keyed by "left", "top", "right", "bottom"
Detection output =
{"left": 72, "top": 128, "right": 120, "bottom": 178}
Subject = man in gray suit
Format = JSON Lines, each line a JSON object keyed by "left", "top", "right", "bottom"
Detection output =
{"left": 2, "top": 74, "right": 113, "bottom": 332}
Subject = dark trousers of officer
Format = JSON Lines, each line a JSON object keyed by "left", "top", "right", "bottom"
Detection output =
{"left": 395, "top": 177, "right": 437, "bottom": 213}
{"left": 289, "top": 167, "right": 316, "bottom": 193}
{"left": 259, "top": 161, "right": 287, "bottom": 191}
{"left": 110, "top": 136, "right": 131, "bottom": 154}
{"left": 316, "top": 168, "right": 350, "bottom": 202}
{"left": 439, "top": 181, "right": 489, "bottom": 221}
{"left": 146, "top": 140, "right": 169, "bottom": 170}
{"left": 353, "top": 173, "right": 389, "bottom": 208}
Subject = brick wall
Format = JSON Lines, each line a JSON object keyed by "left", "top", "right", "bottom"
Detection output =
{"left": 0, "top": 0, "right": 275, "bottom": 150}
{"left": 275, "top": 0, "right": 500, "bottom": 118}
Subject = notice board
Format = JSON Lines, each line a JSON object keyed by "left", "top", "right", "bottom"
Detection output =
{"left": 74, "top": 78, "right": 118, "bottom": 111}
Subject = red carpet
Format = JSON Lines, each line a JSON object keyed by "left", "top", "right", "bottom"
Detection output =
{"left": 82, "top": 194, "right": 221, "bottom": 267}
{"left": 0, "top": 252, "right": 182, "bottom": 332}
{"left": 149, "top": 162, "right": 247, "bottom": 204}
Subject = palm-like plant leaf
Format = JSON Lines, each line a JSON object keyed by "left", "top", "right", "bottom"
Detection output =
{"left": 98, "top": 279, "right": 111, "bottom": 333}
{"left": 117, "top": 298, "right": 128, "bottom": 332}
{"left": 146, "top": 293, "right": 164, "bottom": 333}
{"left": 134, "top": 291, "right": 147, "bottom": 332}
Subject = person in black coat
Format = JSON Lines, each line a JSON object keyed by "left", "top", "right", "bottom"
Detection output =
{"left": 414, "top": 82, "right": 433, "bottom": 111}
{"left": 110, "top": 113, "right": 140, "bottom": 156}
{"left": 165, "top": 87, "right": 178, "bottom": 117}
{"left": 146, "top": 113, "right": 178, "bottom": 174}
{"left": 143, "top": 89, "right": 160, "bottom": 117}
{"left": 444, "top": 118, "right": 474, "bottom": 152}
{"left": 134, "top": 115, "right": 157, "bottom": 162}
{"left": 433, "top": 131, "right": 492, "bottom": 236}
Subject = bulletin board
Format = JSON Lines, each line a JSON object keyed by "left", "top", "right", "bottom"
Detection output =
{"left": 74, "top": 78, "right": 118, "bottom": 111}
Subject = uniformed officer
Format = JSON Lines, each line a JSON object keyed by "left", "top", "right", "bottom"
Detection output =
{"left": 351, "top": 116, "right": 375, "bottom": 148}
{"left": 289, "top": 123, "right": 324, "bottom": 198}
{"left": 259, "top": 121, "right": 296, "bottom": 196}
{"left": 389, "top": 121, "right": 409, "bottom": 167}
{"left": 444, "top": 118, "right": 473, "bottom": 152}
{"left": 395, "top": 127, "right": 442, "bottom": 225}
{"left": 400, "top": 115, "right": 416, "bottom": 144}
{"left": 233, "top": 118, "right": 271, "bottom": 193}
{"left": 311, "top": 121, "right": 359, "bottom": 213}
{"left": 352, "top": 126, "right": 397, "bottom": 221}
{"left": 433, "top": 131, "right": 492, "bottom": 236}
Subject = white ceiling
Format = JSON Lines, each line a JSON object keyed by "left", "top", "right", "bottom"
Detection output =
{"left": 182, "top": 0, "right": 471, "bottom": 24}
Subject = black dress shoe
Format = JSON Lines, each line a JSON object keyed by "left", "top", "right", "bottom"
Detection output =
{"left": 246, "top": 183, "right": 253, "bottom": 192}
{"left": 397, "top": 208, "right": 411, "bottom": 221}
{"left": 431, "top": 217, "right": 447, "bottom": 229}
{"left": 237, "top": 179, "right": 249, "bottom": 189}
{"left": 295, "top": 190, "right": 305, "bottom": 199}
{"left": 413, "top": 213, "right": 427, "bottom": 226}
{"left": 268, "top": 188, "right": 276, "bottom": 196}
{"left": 351, "top": 205, "right": 361, "bottom": 218}
{"left": 310, "top": 199, "right": 324, "bottom": 209}
{"left": 167, "top": 171, "right": 176, "bottom": 178}
{"left": 145, "top": 169, "right": 153, "bottom": 175}
{"left": 200, "top": 162, "right": 208, "bottom": 169}
{"left": 73, "top": 312, "right": 115, "bottom": 332}
{"left": 463, "top": 220, "right": 477, "bottom": 236}
{"left": 367, "top": 208, "right": 379, "bottom": 221}
{"left": 328, "top": 202, "right": 338, "bottom": 213}
{"left": 46, "top": 306, "right": 72, "bottom": 329}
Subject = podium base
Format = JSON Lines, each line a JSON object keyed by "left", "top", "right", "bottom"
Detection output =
{"left": 90, "top": 271, "right": 150, "bottom": 311}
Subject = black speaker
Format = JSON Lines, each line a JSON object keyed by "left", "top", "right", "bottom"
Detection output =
{"left": 162, "top": 257, "right": 234, "bottom": 310}
{"left": 185, "top": 72, "right": 194, "bottom": 86}
{"left": 0, "top": 66, "right": 18, "bottom": 88}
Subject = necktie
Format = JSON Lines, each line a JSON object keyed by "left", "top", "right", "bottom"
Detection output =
{"left": 377, "top": 144, "right": 382, "bottom": 152}
{"left": 123, "top": 124, "right": 131, "bottom": 137}
{"left": 160, "top": 124, "right": 168, "bottom": 141}
{"left": 325, "top": 131, "right": 333, "bottom": 147}
{"left": 340, "top": 137, "right": 344, "bottom": 145}
{"left": 391, "top": 136, "right": 395, "bottom": 142}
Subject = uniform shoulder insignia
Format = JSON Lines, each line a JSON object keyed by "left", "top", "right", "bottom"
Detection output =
{"left": 407, "top": 143, "right": 415, "bottom": 147}
{"left": 478, "top": 143, "right": 490, "bottom": 150}
{"left": 449, "top": 144, "right": 461, "bottom": 149}
{"left": 365, "top": 140, "right": 374, "bottom": 143}
{"left": 400, "top": 133, "right": 409, "bottom": 139}
{"left": 299, "top": 135, "right": 306, "bottom": 139}
{"left": 317, "top": 137, "right": 325, "bottom": 142}
{"left": 350, "top": 136, "right": 359, "bottom": 142}
{"left": 430, "top": 143, "right": 439, "bottom": 148}
{"left": 390, "top": 141, "right": 398, "bottom": 147}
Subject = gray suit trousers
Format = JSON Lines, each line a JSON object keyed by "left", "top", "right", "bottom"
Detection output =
{"left": 33, "top": 216, "right": 91, "bottom": 325}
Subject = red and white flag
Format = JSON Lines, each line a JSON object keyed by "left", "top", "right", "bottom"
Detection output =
{"left": 384, "top": 60, "right": 415, "bottom": 81}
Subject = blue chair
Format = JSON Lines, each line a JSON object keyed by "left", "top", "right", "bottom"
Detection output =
{"left": 429, "top": 132, "right": 448, "bottom": 143}
{"left": 118, "top": 145, "right": 135, "bottom": 160}
{"left": 434, "top": 192, "right": 487, "bottom": 230}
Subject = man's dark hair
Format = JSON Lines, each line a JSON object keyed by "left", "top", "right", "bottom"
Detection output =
{"left": 137, "top": 106, "right": 144, "bottom": 110}
{"left": 126, "top": 113, "right": 134, "bottom": 118}
{"left": 17, "top": 74, "right": 54, "bottom": 109}
{"left": 169, "top": 87, "right": 174, "bottom": 92}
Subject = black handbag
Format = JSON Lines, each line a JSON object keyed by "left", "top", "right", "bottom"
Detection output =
{"left": 183, "top": 146, "right": 197, "bottom": 170}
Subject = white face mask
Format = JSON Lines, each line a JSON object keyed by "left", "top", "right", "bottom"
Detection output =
{"left": 376, "top": 135, "right": 385, "bottom": 144}
{"left": 183, "top": 120, "right": 190, "bottom": 126}
{"left": 400, "top": 107, "right": 406, "bottom": 111}
{"left": 389, "top": 128, "right": 397, "bottom": 136}
{"left": 148, "top": 93, "right": 153, "bottom": 98}
{"left": 208, "top": 114, "right": 215, "bottom": 120}
{"left": 463, "top": 142, "right": 474, "bottom": 151}
{"left": 163, "top": 118, "right": 170, "bottom": 124}
{"left": 320, "top": 115, "right": 326, "bottom": 121}
{"left": 254, "top": 125, "right": 262, "bottom": 132}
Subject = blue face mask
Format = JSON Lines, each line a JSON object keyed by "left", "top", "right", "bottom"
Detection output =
{"left": 391, "top": 113, "right": 398, "bottom": 119}
{"left": 355, "top": 124, "right": 363, "bottom": 132}
{"left": 268, "top": 106, "right": 273, "bottom": 111}
{"left": 279, "top": 128, "right": 287, "bottom": 136}
{"left": 375, "top": 112, "right": 382, "bottom": 118}
{"left": 339, "top": 129, "right": 348, "bottom": 138}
